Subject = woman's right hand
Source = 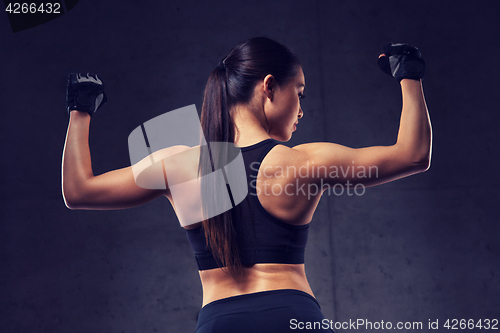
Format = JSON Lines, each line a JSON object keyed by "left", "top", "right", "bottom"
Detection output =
{"left": 377, "top": 43, "right": 425, "bottom": 82}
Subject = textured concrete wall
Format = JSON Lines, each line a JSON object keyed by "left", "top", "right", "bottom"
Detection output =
{"left": 1, "top": 1, "right": 498, "bottom": 332}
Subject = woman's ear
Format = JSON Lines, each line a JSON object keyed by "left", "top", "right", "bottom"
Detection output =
{"left": 263, "top": 74, "right": 276, "bottom": 101}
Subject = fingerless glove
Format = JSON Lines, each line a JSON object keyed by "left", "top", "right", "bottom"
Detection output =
{"left": 66, "top": 73, "right": 107, "bottom": 116}
{"left": 378, "top": 43, "right": 425, "bottom": 81}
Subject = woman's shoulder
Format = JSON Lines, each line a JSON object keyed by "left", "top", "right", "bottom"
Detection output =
{"left": 259, "top": 143, "right": 310, "bottom": 176}
{"left": 263, "top": 143, "right": 312, "bottom": 167}
{"left": 260, "top": 141, "right": 342, "bottom": 180}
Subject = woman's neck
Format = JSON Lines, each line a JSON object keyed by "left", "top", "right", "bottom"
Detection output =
{"left": 232, "top": 103, "right": 272, "bottom": 147}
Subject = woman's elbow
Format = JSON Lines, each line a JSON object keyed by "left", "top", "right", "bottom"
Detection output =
{"left": 62, "top": 187, "right": 86, "bottom": 210}
{"left": 64, "top": 200, "right": 79, "bottom": 210}
{"left": 406, "top": 142, "right": 432, "bottom": 174}
{"left": 63, "top": 194, "right": 81, "bottom": 210}
{"left": 412, "top": 153, "right": 431, "bottom": 173}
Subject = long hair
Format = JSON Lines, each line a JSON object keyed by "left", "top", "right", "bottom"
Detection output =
{"left": 199, "top": 37, "right": 301, "bottom": 277}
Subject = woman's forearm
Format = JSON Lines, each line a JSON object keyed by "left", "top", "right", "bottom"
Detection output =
{"left": 396, "top": 79, "right": 432, "bottom": 170}
{"left": 61, "top": 111, "right": 93, "bottom": 207}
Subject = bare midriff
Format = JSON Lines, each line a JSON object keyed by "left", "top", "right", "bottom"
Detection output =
{"left": 198, "top": 263, "right": 314, "bottom": 307}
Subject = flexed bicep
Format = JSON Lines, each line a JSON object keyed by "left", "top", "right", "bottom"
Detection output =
{"left": 293, "top": 142, "right": 429, "bottom": 188}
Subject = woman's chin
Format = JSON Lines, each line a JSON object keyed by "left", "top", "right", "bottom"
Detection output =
{"left": 271, "top": 134, "right": 291, "bottom": 142}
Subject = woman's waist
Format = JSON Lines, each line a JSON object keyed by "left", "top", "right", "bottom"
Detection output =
{"left": 199, "top": 263, "right": 314, "bottom": 307}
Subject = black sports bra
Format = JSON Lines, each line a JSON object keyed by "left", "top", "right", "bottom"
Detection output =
{"left": 185, "top": 139, "right": 309, "bottom": 270}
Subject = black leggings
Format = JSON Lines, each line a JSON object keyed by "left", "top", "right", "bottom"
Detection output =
{"left": 195, "top": 289, "right": 334, "bottom": 332}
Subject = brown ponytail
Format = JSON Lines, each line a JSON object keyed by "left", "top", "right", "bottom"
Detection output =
{"left": 199, "top": 37, "right": 300, "bottom": 277}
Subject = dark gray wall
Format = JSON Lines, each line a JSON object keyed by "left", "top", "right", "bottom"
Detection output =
{"left": 1, "top": 1, "right": 499, "bottom": 332}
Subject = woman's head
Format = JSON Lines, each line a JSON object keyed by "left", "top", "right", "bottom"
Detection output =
{"left": 221, "top": 37, "right": 301, "bottom": 108}
{"left": 201, "top": 37, "right": 302, "bottom": 144}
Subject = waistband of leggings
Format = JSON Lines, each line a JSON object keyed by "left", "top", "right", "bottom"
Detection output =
{"left": 201, "top": 288, "right": 320, "bottom": 310}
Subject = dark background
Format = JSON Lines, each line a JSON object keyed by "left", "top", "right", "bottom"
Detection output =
{"left": 1, "top": 1, "right": 499, "bottom": 332}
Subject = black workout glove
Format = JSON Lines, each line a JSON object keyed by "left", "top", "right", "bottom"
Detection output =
{"left": 378, "top": 43, "right": 425, "bottom": 82}
{"left": 66, "top": 73, "right": 107, "bottom": 116}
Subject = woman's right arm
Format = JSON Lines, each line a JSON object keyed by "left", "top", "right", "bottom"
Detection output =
{"left": 62, "top": 111, "right": 169, "bottom": 210}
{"left": 290, "top": 44, "right": 431, "bottom": 188}
{"left": 291, "top": 78, "right": 432, "bottom": 187}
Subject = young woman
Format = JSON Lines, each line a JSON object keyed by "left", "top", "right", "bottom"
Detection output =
{"left": 62, "top": 37, "right": 431, "bottom": 332}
